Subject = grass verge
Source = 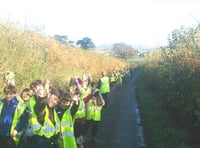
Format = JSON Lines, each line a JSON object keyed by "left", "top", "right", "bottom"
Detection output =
{"left": 136, "top": 75, "right": 190, "bottom": 148}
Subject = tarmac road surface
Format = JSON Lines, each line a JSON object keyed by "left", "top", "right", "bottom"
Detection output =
{"left": 84, "top": 72, "right": 146, "bottom": 148}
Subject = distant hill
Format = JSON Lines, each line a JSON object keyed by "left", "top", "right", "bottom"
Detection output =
{"left": 96, "top": 43, "right": 113, "bottom": 50}
{"left": 96, "top": 43, "right": 158, "bottom": 52}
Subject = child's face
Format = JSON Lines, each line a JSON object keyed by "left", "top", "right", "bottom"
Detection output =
{"left": 59, "top": 99, "right": 71, "bottom": 109}
{"left": 5, "top": 92, "right": 15, "bottom": 102}
{"left": 22, "top": 92, "right": 31, "bottom": 102}
{"left": 48, "top": 94, "right": 60, "bottom": 108}
{"left": 69, "top": 86, "right": 75, "bottom": 94}
{"left": 35, "top": 84, "right": 46, "bottom": 97}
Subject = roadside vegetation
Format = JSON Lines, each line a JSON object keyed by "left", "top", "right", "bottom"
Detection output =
{"left": 0, "top": 21, "right": 129, "bottom": 96}
{"left": 136, "top": 23, "right": 200, "bottom": 147}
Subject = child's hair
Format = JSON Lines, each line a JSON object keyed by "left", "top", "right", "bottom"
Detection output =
{"left": 69, "top": 77, "right": 77, "bottom": 86}
{"left": 63, "top": 91, "right": 74, "bottom": 101}
{"left": 93, "top": 89, "right": 105, "bottom": 106}
{"left": 4, "top": 84, "right": 17, "bottom": 95}
{"left": 49, "top": 87, "right": 64, "bottom": 101}
{"left": 30, "top": 79, "right": 43, "bottom": 91}
{"left": 101, "top": 71, "right": 106, "bottom": 77}
{"left": 69, "top": 77, "right": 82, "bottom": 87}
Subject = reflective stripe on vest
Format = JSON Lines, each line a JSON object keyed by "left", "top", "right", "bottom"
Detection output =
{"left": 31, "top": 106, "right": 60, "bottom": 138}
{"left": 60, "top": 108, "right": 77, "bottom": 148}
{"left": 60, "top": 108, "right": 74, "bottom": 137}
{"left": 73, "top": 100, "right": 85, "bottom": 120}
{"left": 86, "top": 100, "right": 102, "bottom": 121}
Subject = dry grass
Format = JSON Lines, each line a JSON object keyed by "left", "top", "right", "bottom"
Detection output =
{"left": 0, "top": 22, "right": 129, "bottom": 96}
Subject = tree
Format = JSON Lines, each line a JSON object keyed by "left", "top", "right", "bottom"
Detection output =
{"left": 76, "top": 37, "right": 95, "bottom": 49}
{"left": 54, "top": 35, "right": 68, "bottom": 45}
{"left": 168, "top": 24, "right": 200, "bottom": 50}
{"left": 111, "top": 42, "right": 137, "bottom": 58}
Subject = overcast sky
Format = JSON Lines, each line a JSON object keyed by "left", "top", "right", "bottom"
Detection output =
{"left": 1, "top": 0, "right": 200, "bottom": 48}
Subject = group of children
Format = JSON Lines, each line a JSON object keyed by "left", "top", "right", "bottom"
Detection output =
{"left": 0, "top": 71, "right": 106, "bottom": 148}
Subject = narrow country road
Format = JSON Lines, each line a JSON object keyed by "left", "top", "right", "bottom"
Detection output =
{"left": 84, "top": 71, "right": 146, "bottom": 148}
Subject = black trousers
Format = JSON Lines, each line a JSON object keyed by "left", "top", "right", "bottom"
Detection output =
{"left": 0, "top": 136, "right": 17, "bottom": 148}
{"left": 23, "top": 135, "right": 60, "bottom": 148}
{"left": 102, "top": 93, "right": 109, "bottom": 107}
{"left": 83, "top": 120, "right": 100, "bottom": 137}
{"left": 74, "top": 120, "right": 85, "bottom": 138}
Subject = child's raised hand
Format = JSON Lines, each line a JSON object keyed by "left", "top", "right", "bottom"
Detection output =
{"left": 72, "top": 96, "right": 79, "bottom": 105}
{"left": 11, "top": 129, "right": 18, "bottom": 138}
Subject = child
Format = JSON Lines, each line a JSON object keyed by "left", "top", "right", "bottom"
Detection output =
{"left": 20, "top": 88, "right": 32, "bottom": 104}
{"left": 73, "top": 89, "right": 86, "bottom": 148}
{"left": 97, "top": 71, "right": 111, "bottom": 108}
{"left": 83, "top": 89, "right": 105, "bottom": 143}
{"left": 73, "top": 88, "right": 99, "bottom": 148}
{"left": 29, "top": 86, "right": 63, "bottom": 148}
{"left": 22, "top": 80, "right": 62, "bottom": 148}
{"left": 0, "top": 85, "right": 29, "bottom": 148}
{"left": 18, "top": 88, "right": 33, "bottom": 148}
{"left": 56, "top": 91, "right": 79, "bottom": 148}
